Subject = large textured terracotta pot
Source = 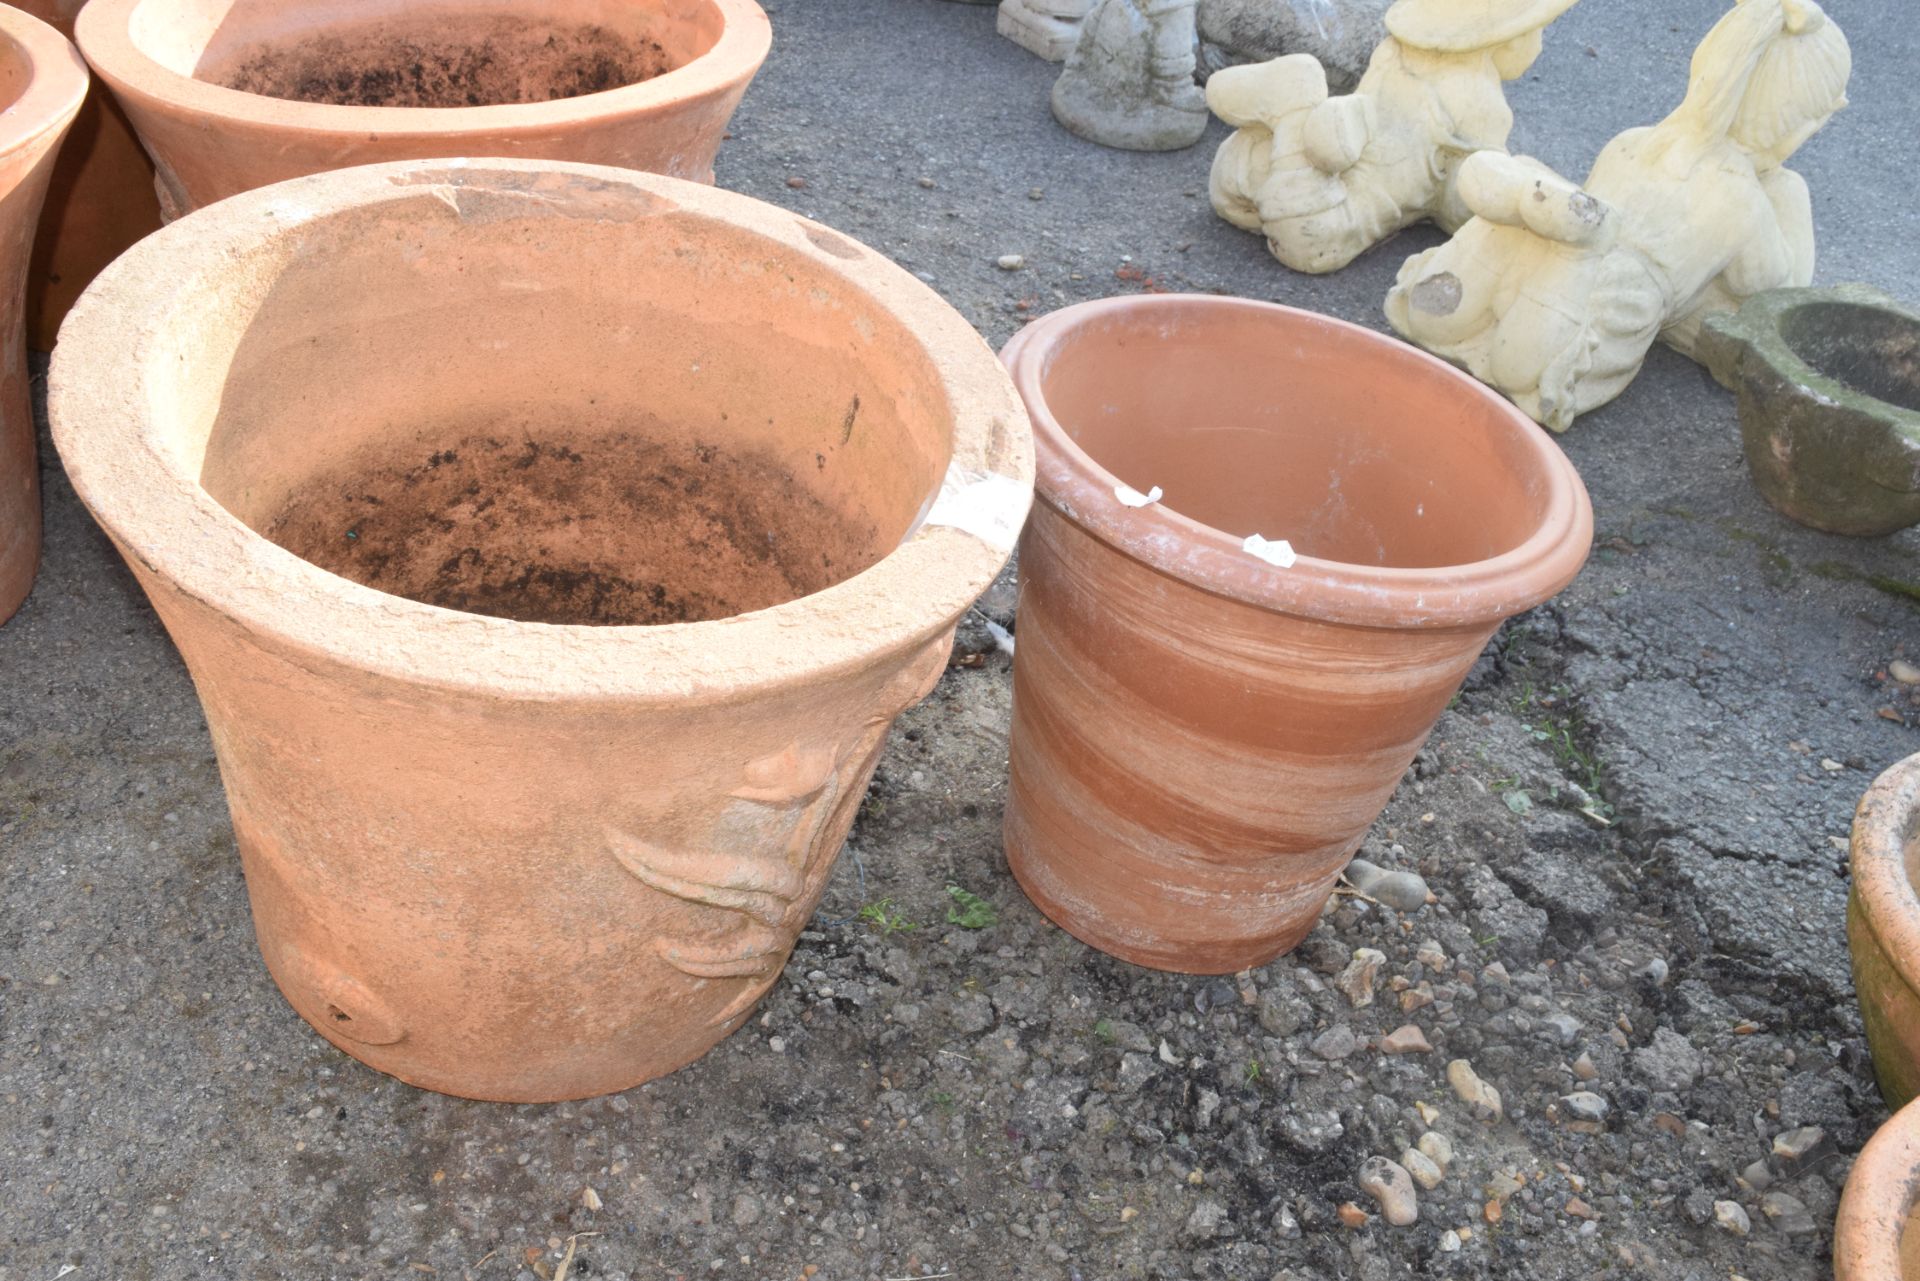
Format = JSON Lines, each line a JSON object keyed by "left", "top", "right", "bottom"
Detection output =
{"left": 1836, "top": 1095, "right": 1920, "bottom": 1281}
{"left": 75, "top": 0, "right": 771, "bottom": 218}
{"left": 49, "top": 158, "right": 1033, "bottom": 1102}
{"left": 12, "top": 0, "right": 163, "bottom": 351}
{"left": 1850, "top": 753, "right": 1920, "bottom": 1109}
{"left": 0, "top": 5, "right": 85, "bottom": 623}
{"left": 999, "top": 295, "right": 1592, "bottom": 974}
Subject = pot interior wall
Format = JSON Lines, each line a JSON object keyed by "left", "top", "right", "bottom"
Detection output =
{"left": 129, "top": 0, "right": 722, "bottom": 108}
{"left": 157, "top": 181, "right": 947, "bottom": 627}
{"left": 0, "top": 29, "right": 31, "bottom": 110}
{"left": 1779, "top": 302, "right": 1920, "bottom": 414}
{"left": 1037, "top": 307, "right": 1554, "bottom": 570}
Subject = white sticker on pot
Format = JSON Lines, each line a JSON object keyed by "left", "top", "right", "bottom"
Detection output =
{"left": 1242, "top": 534, "right": 1298, "bottom": 568}
{"left": 1114, "top": 483, "right": 1162, "bottom": 508}
{"left": 920, "top": 466, "right": 1029, "bottom": 552}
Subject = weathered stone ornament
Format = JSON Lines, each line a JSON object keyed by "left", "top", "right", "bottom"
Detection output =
{"left": 999, "top": 0, "right": 1096, "bottom": 61}
{"left": 1700, "top": 285, "right": 1920, "bottom": 536}
{"left": 1051, "top": 0, "right": 1208, "bottom": 151}
{"left": 1386, "top": 0, "right": 1852, "bottom": 431}
{"left": 1207, "top": 0, "right": 1578, "bottom": 274}
{"left": 1197, "top": 0, "right": 1392, "bottom": 92}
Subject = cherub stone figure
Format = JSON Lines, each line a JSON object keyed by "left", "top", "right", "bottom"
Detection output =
{"left": 1052, "top": 0, "right": 1208, "bottom": 151}
{"left": 1207, "top": 0, "right": 1578, "bottom": 273}
{"left": 1386, "top": 0, "right": 1851, "bottom": 431}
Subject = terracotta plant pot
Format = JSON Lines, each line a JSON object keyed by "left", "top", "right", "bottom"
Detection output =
{"left": 1850, "top": 753, "right": 1920, "bottom": 1109}
{"left": 0, "top": 6, "right": 86, "bottom": 624}
{"left": 74, "top": 0, "right": 772, "bottom": 218}
{"left": 1836, "top": 1095, "right": 1920, "bottom": 1281}
{"left": 13, "top": 0, "right": 163, "bottom": 351}
{"left": 49, "top": 158, "right": 1033, "bottom": 1102}
{"left": 999, "top": 295, "right": 1592, "bottom": 974}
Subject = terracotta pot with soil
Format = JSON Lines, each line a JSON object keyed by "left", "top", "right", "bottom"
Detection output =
{"left": 49, "top": 158, "right": 1033, "bottom": 1102}
{"left": 74, "top": 0, "right": 771, "bottom": 217}
{"left": 12, "top": 0, "right": 163, "bottom": 351}
{"left": 1850, "top": 753, "right": 1920, "bottom": 1109}
{"left": 999, "top": 295, "right": 1592, "bottom": 974}
{"left": 1836, "top": 1094, "right": 1920, "bottom": 1280}
{"left": 0, "top": 5, "right": 86, "bottom": 624}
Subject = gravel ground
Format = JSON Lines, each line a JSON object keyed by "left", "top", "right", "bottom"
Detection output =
{"left": 4, "top": 1, "right": 1918, "bottom": 1278}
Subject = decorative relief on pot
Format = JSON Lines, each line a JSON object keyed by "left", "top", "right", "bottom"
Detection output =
{"left": 610, "top": 638, "right": 952, "bottom": 1027}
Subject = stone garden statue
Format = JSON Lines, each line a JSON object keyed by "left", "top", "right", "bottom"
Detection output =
{"left": 1385, "top": 0, "right": 1851, "bottom": 431}
{"left": 1000, "top": 0, "right": 1096, "bottom": 61}
{"left": 1207, "top": 0, "right": 1579, "bottom": 273}
{"left": 1051, "top": 0, "right": 1208, "bottom": 151}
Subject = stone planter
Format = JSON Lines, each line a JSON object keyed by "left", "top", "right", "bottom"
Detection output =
{"left": 49, "top": 159, "right": 1033, "bottom": 1101}
{"left": 1836, "top": 1094, "right": 1920, "bottom": 1281}
{"left": 75, "top": 0, "right": 771, "bottom": 217}
{"left": 1702, "top": 284, "right": 1920, "bottom": 537}
{"left": 1850, "top": 753, "right": 1920, "bottom": 1110}
{"left": 999, "top": 295, "right": 1590, "bottom": 973}
{"left": 0, "top": 6, "right": 87, "bottom": 624}
{"left": 12, "top": 0, "right": 162, "bottom": 351}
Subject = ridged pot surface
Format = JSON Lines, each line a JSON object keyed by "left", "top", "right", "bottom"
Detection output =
{"left": 999, "top": 295, "right": 1592, "bottom": 974}
{"left": 1850, "top": 753, "right": 1920, "bottom": 1109}
{"left": 1837, "top": 1095, "right": 1920, "bottom": 1281}
{"left": 11, "top": 0, "right": 163, "bottom": 350}
{"left": 0, "top": 5, "right": 86, "bottom": 622}
{"left": 76, "top": 0, "right": 772, "bottom": 217}
{"left": 48, "top": 159, "right": 1033, "bottom": 1101}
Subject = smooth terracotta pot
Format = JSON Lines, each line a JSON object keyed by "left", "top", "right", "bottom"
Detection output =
{"left": 999, "top": 295, "right": 1592, "bottom": 974}
{"left": 49, "top": 158, "right": 1033, "bottom": 1102}
{"left": 75, "top": 0, "right": 772, "bottom": 218}
{"left": 1850, "top": 753, "right": 1920, "bottom": 1109}
{"left": 0, "top": 5, "right": 85, "bottom": 623}
{"left": 12, "top": 0, "right": 163, "bottom": 351}
{"left": 1836, "top": 1095, "right": 1920, "bottom": 1281}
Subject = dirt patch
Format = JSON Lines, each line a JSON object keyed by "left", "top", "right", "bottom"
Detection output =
{"left": 210, "top": 19, "right": 672, "bottom": 108}
{"left": 261, "top": 432, "right": 880, "bottom": 626}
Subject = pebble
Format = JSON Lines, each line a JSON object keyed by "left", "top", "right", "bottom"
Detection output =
{"left": 1415, "top": 940, "right": 1449, "bottom": 970}
{"left": 1401, "top": 1149, "right": 1445, "bottom": 1190}
{"left": 1559, "top": 1092, "right": 1610, "bottom": 1123}
{"left": 1633, "top": 1027, "right": 1703, "bottom": 1092}
{"left": 1344, "top": 858, "right": 1431, "bottom": 913}
{"left": 1335, "top": 949, "right": 1387, "bottom": 1007}
{"left": 1572, "top": 1052, "right": 1599, "bottom": 1081}
{"left": 1358, "top": 1157, "right": 1419, "bottom": 1226}
{"left": 1439, "top": 1229, "right": 1462, "bottom": 1253}
{"left": 1184, "top": 1200, "right": 1228, "bottom": 1240}
{"left": 1447, "top": 1059, "right": 1503, "bottom": 1123}
{"left": 1771, "top": 1125, "right": 1833, "bottom": 1174}
{"left": 1891, "top": 659, "right": 1920, "bottom": 684}
{"left": 1417, "top": 1131, "right": 1454, "bottom": 1171}
{"left": 1336, "top": 1202, "right": 1369, "bottom": 1229}
{"left": 1539, "top": 1013, "right": 1582, "bottom": 1047}
{"left": 996, "top": 254, "right": 1025, "bottom": 271}
{"left": 1760, "top": 1191, "right": 1816, "bottom": 1236}
{"left": 1312, "top": 1025, "right": 1360, "bottom": 1061}
{"left": 1379, "top": 1024, "right": 1433, "bottom": 1055}
{"left": 1739, "top": 1159, "right": 1774, "bottom": 1192}
{"left": 1714, "top": 1200, "right": 1751, "bottom": 1236}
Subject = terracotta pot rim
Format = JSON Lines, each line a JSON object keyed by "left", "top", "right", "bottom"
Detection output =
{"left": 1836, "top": 1093, "right": 1920, "bottom": 1279}
{"left": 1853, "top": 754, "right": 1920, "bottom": 998}
{"left": 0, "top": 6, "right": 91, "bottom": 160}
{"left": 1001, "top": 294, "right": 1594, "bottom": 630}
{"left": 49, "top": 159, "right": 1034, "bottom": 703}
{"left": 75, "top": 0, "right": 771, "bottom": 136}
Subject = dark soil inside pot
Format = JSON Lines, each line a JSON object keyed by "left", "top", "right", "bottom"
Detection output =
{"left": 209, "top": 19, "right": 672, "bottom": 108}
{"left": 262, "top": 432, "right": 881, "bottom": 625}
